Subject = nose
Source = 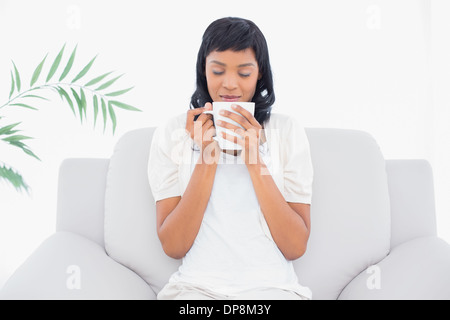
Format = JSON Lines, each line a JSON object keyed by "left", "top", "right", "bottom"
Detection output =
{"left": 222, "top": 74, "right": 238, "bottom": 91}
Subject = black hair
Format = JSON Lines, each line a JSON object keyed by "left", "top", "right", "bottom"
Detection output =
{"left": 190, "top": 17, "right": 275, "bottom": 126}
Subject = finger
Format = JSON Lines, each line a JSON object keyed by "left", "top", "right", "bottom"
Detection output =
{"left": 197, "top": 113, "right": 213, "bottom": 124}
{"left": 215, "top": 119, "right": 240, "bottom": 132}
{"left": 203, "top": 118, "right": 214, "bottom": 130}
{"left": 203, "top": 123, "right": 216, "bottom": 140}
{"left": 219, "top": 109, "right": 251, "bottom": 130}
{"left": 221, "top": 131, "right": 244, "bottom": 147}
{"left": 188, "top": 107, "right": 207, "bottom": 116}
{"left": 234, "top": 128, "right": 246, "bottom": 137}
{"left": 217, "top": 121, "right": 248, "bottom": 140}
{"left": 212, "top": 117, "right": 260, "bottom": 141}
{"left": 231, "top": 104, "right": 261, "bottom": 128}
{"left": 187, "top": 106, "right": 209, "bottom": 122}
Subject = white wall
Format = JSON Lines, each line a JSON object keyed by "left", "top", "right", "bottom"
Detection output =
{"left": 1, "top": 0, "right": 449, "bottom": 289}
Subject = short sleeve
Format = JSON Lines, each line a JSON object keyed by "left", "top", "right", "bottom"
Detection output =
{"left": 282, "top": 117, "right": 314, "bottom": 204}
{"left": 148, "top": 121, "right": 184, "bottom": 203}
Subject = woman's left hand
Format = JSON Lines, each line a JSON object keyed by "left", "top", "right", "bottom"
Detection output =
{"left": 217, "top": 104, "right": 262, "bottom": 166}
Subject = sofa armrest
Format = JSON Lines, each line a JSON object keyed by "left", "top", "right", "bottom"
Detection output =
{"left": 0, "top": 232, "right": 155, "bottom": 299}
{"left": 56, "top": 158, "right": 109, "bottom": 248}
{"left": 386, "top": 159, "right": 437, "bottom": 249}
{"left": 338, "top": 236, "right": 450, "bottom": 300}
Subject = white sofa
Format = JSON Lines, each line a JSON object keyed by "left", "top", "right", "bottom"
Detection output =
{"left": 2, "top": 126, "right": 450, "bottom": 300}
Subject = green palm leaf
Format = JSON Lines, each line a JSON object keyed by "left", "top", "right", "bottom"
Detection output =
{"left": 95, "top": 74, "right": 123, "bottom": 91}
{"left": 55, "top": 86, "right": 75, "bottom": 116}
{"left": 9, "top": 71, "right": 15, "bottom": 99}
{"left": 101, "top": 98, "right": 107, "bottom": 132}
{"left": 0, "top": 123, "right": 40, "bottom": 161}
{"left": 80, "top": 88, "right": 87, "bottom": 118}
{"left": 0, "top": 122, "right": 21, "bottom": 135}
{"left": 3, "top": 134, "right": 33, "bottom": 142}
{"left": 70, "top": 88, "right": 83, "bottom": 123}
{"left": 12, "top": 61, "right": 21, "bottom": 92}
{"left": 105, "top": 87, "right": 134, "bottom": 97}
{"left": 109, "top": 100, "right": 141, "bottom": 112}
{"left": 22, "top": 94, "right": 50, "bottom": 101}
{"left": 9, "top": 103, "right": 38, "bottom": 110}
{"left": 85, "top": 71, "right": 113, "bottom": 87}
{"left": 46, "top": 43, "right": 66, "bottom": 82}
{"left": 93, "top": 95, "right": 99, "bottom": 128}
{"left": 0, "top": 164, "right": 30, "bottom": 193}
{"left": 30, "top": 53, "right": 48, "bottom": 87}
{"left": 21, "top": 145, "right": 41, "bottom": 160}
{"left": 108, "top": 102, "right": 117, "bottom": 134}
{"left": 59, "top": 44, "right": 77, "bottom": 81}
{"left": 71, "top": 55, "right": 97, "bottom": 83}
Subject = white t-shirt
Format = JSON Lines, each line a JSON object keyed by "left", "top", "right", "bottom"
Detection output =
{"left": 148, "top": 112, "right": 313, "bottom": 298}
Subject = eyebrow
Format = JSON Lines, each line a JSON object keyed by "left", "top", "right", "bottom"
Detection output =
{"left": 210, "top": 60, "right": 256, "bottom": 68}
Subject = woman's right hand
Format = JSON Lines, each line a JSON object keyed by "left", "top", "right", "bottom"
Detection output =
{"left": 185, "top": 103, "right": 218, "bottom": 157}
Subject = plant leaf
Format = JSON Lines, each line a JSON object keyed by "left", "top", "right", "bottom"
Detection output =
{"left": 93, "top": 95, "right": 98, "bottom": 128}
{"left": 21, "top": 146, "right": 41, "bottom": 161}
{"left": 22, "top": 94, "right": 50, "bottom": 101}
{"left": 109, "top": 100, "right": 141, "bottom": 112}
{"left": 0, "top": 122, "right": 21, "bottom": 136}
{"left": 30, "top": 53, "right": 48, "bottom": 87}
{"left": 80, "top": 88, "right": 87, "bottom": 118}
{"left": 71, "top": 55, "right": 97, "bottom": 83}
{"left": 56, "top": 86, "right": 75, "bottom": 116}
{"left": 108, "top": 101, "right": 117, "bottom": 134}
{"left": 9, "top": 71, "right": 15, "bottom": 99}
{"left": 2, "top": 134, "right": 33, "bottom": 142}
{"left": 105, "top": 87, "right": 134, "bottom": 97}
{"left": 46, "top": 43, "right": 66, "bottom": 82}
{"left": 9, "top": 103, "right": 38, "bottom": 110}
{"left": 0, "top": 164, "right": 30, "bottom": 193}
{"left": 101, "top": 98, "right": 107, "bottom": 132}
{"left": 59, "top": 44, "right": 77, "bottom": 81}
{"left": 85, "top": 71, "right": 113, "bottom": 87}
{"left": 0, "top": 128, "right": 40, "bottom": 161}
{"left": 70, "top": 88, "right": 83, "bottom": 123}
{"left": 12, "top": 61, "right": 21, "bottom": 92}
{"left": 95, "top": 74, "right": 123, "bottom": 91}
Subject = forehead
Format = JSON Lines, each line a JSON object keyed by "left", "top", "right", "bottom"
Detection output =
{"left": 206, "top": 49, "right": 257, "bottom": 66}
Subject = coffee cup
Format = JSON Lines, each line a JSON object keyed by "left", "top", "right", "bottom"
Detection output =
{"left": 204, "top": 101, "right": 255, "bottom": 150}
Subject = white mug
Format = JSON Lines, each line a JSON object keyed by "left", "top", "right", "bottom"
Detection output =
{"left": 204, "top": 101, "right": 255, "bottom": 150}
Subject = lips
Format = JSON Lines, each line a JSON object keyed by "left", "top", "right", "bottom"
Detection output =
{"left": 220, "top": 95, "right": 241, "bottom": 102}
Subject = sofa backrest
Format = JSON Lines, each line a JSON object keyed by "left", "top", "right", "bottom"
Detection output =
{"left": 104, "top": 126, "right": 391, "bottom": 299}
{"left": 104, "top": 127, "right": 181, "bottom": 294}
{"left": 294, "top": 128, "right": 390, "bottom": 299}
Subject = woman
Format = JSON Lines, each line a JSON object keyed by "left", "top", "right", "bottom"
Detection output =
{"left": 148, "top": 17, "right": 313, "bottom": 300}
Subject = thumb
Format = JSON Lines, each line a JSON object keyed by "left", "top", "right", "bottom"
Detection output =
{"left": 204, "top": 102, "right": 212, "bottom": 110}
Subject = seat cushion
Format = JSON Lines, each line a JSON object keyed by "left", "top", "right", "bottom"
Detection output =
{"left": 104, "top": 127, "right": 391, "bottom": 299}
{"left": 338, "top": 236, "right": 450, "bottom": 299}
{"left": 293, "top": 129, "right": 391, "bottom": 299}
{"left": 0, "top": 232, "right": 155, "bottom": 299}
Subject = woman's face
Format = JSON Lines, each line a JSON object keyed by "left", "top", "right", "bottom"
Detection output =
{"left": 205, "top": 49, "right": 260, "bottom": 103}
